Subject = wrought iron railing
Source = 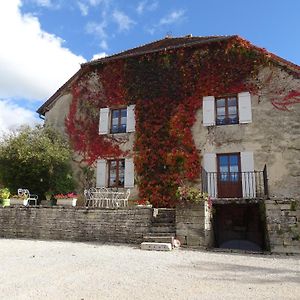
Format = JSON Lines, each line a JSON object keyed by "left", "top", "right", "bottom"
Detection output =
{"left": 201, "top": 164, "right": 269, "bottom": 199}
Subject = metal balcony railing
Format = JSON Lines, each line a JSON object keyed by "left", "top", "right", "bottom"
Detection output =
{"left": 201, "top": 165, "right": 269, "bottom": 199}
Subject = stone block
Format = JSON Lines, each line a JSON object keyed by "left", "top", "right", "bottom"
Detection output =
{"left": 140, "top": 242, "right": 172, "bottom": 251}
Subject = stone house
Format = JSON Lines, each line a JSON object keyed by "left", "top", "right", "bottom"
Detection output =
{"left": 37, "top": 35, "right": 300, "bottom": 251}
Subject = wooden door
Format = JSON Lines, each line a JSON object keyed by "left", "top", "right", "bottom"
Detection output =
{"left": 217, "top": 153, "right": 242, "bottom": 198}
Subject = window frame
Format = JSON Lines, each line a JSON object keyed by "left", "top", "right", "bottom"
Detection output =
{"left": 110, "top": 108, "right": 127, "bottom": 134}
{"left": 215, "top": 95, "right": 239, "bottom": 126}
{"left": 107, "top": 159, "right": 125, "bottom": 188}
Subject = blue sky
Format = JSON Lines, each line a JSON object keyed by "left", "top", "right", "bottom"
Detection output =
{"left": 0, "top": 0, "right": 300, "bottom": 135}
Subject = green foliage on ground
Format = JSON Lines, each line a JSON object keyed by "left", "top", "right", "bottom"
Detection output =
{"left": 0, "top": 125, "right": 75, "bottom": 198}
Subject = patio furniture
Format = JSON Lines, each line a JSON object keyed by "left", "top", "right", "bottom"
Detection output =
{"left": 84, "top": 187, "right": 130, "bottom": 208}
{"left": 17, "top": 188, "right": 38, "bottom": 206}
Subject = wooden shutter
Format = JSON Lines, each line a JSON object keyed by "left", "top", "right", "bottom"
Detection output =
{"left": 238, "top": 92, "right": 252, "bottom": 124}
{"left": 126, "top": 105, "right": 136, "bottom": 133}
{"left": 203, "top": 96, "right": 216, "bottom": 126}
{"left": 96, "top": 159, "right": 106, "bottom": 187}
{"left": 240, "top": 152, "right": 255, "bottom": 198}
{"left": 124, "top": 158, "right": 134, "bottom": 188}
{"left": 99, "top": 108, "right": 109, "bottom": 135}
{"left": 203, "top": 153, "right": 217, "bottom": 198}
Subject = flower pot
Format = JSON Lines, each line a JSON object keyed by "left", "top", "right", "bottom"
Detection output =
{"left": 56, "top": 198, "right": 77, "bottom": 207}
{"left": 1, "top": 198, "right": 10, "bottom": 207}
{"left": 9, "top": 198, "right": 28, "bottom": 206}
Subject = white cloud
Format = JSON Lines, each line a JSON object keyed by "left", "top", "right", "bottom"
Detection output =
{"left": 0, "top": 99, "right": 41, "bottom": 137}
{"left": 0, "top": 0, "right": 86, "bottom": 101}
{"left": 31, "top": 0, "right": 53, "bottom": 7}
{"left": 136, "top": 0, "right": 158, "bottom": 15}
{"left": 91, "top": 52, "right": 107, "bottom": 60}
{"left": 78, "top": 1, "right": 89, "bottom": 16}
{"left": 159, "top": 10, "right": 185, "bottom": 25}
{"left": 112, "top": 10, "right": 135, "bottom": 32}
{"left": 86, "top": 21, "right": 108, "bottom": 50}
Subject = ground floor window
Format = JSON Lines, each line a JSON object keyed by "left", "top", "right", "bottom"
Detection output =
{"left": 108, "top": 159, "right": 125, "bottom": 187}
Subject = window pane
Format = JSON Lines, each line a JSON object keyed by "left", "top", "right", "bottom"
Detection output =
{"left": 121, "top": 116, "right": 127, "bottom": 125}
{"left": 216, "top": 98, "right": 225, "bottom": 107}
{"left": 111, "top": 125, "right": 119, "bottom": 133}
{"left": 229, "top": 155, "right": 238, "bottom": 166}
{"left": 217, "top": 107, "right": 225, "bottom": 116}
{"left": 228, "top": 115, "right": 238, "bottom": 124}
{"left": 121, "top": 109, "right": 127, "bottom": 118}
{"left": 112, "top": 110, "right": 119, "bottom": 118}
{"left": 228, "top": 106, "right": 237, "bottom": 115}
{"left": 219, "top": 155, "right": 229, "bottom": 166}
{"left": 228, "top": 97, "right": 237, "bottom": 106}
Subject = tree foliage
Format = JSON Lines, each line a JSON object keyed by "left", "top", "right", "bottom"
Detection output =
{"left": 0, "top": 125, "right": 75, "bottom": 198}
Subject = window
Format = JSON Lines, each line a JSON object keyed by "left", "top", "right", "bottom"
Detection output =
{"left": 216, "top": 96, "right": 238, "bottom": 125}
{"left": 111, "top": 108, "right": 127, "bottom": 133}
{"left": 203, "top": 92, "right": 252, "bottom": 127}
{"left": 99, "top": 105, "right": 135, "bottom": 135}
{"left": 108, "top": 159, "right": 125, "bottom": 187}
{"left": 217, "top": 153, "right": 240, "bottom": 182}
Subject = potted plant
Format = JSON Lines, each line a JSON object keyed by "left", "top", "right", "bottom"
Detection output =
{"left": 54, "top": 192, "right": 78, "bottom": 207}
{"left": 134, "top": 199, "right": 152, "bottom": 208}
{"left": 0, "top": 188, "right": 10, "bottom": 207}
{"left": 10, "top": 193, "right": 28, "bottom": 206}
{"left": 176, "top": 185, "right": 208, "bottom": 205}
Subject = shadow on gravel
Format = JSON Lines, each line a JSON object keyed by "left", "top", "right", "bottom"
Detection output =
{"left": 177, "top": 260, "right": 300, "bottom": 284}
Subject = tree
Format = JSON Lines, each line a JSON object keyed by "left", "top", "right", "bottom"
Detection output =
{"left": 0, "top": 125, "right": 75, "bottom": 198}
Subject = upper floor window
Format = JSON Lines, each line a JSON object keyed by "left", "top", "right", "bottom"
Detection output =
{"left": 111, "top": 108, "right": 127, "bottom": 133}
{"left": 203, "top": 92, "right": 252, "bottom": 127}
{"left": 99, "top": 105, "right": 135, "bottom": 135}
{"left": 216, "top": 96, "right": 238, "bottom": 125}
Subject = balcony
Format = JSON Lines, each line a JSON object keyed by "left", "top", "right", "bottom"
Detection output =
{"left": 201, "top": 165, "right": 269, "bottom": 200}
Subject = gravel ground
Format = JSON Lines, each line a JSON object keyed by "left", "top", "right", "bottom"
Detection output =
{"left": 0, "top": 239, "right": 299, "bottom": 300}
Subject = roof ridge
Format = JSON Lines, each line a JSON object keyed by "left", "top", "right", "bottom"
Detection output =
{"left": 84, "top": 35, "right": 236, "bottom": 66}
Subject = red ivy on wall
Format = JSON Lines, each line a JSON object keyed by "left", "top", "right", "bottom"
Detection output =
{"left": 65, "top": 36, "right": 299, "bottom": 207}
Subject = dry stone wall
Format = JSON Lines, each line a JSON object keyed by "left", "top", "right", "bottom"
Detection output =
{"left": 176, "top": 203, "right": 212, "bottom": 247}
{"left": 0, "top": 206, "right": 152, "bottom": 244}
{"left": 265, "top": 198, "right": 300, "bottom": 254}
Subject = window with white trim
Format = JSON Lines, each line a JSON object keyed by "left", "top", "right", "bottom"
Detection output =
{"left": 99, "top": 105, "right": 135, "bottom": 135}
{"left": 96, "top": 158, "right": 135, "bottom": 188}
{"left": 203, "top": 92, "right": 252, "bottom": 126}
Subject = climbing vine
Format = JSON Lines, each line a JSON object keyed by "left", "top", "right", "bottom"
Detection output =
{"left": 65, "top": 36, "right": 300, "bottom": 207}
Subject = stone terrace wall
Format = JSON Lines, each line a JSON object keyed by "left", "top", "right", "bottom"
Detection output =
{"left": 176, "top": 203, "right": 212, "bottom": 247}
{"left": 265, "top": 199, "right": 300, "bottom": 254}
{"left": 0, "top": 207, "right": 152, "bottom": 244}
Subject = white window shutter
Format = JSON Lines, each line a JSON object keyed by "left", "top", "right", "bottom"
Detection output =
{"left": 96, "top": 159, "right": 107, "bottom": 187}
{"left": 126, "top": 105, "right": 136, "bottom": 133}
{"left": 203, "top": 96, "right": 216, "bottom": 126}
{"left": 203, "top": 153, "right": 217, "bottom": 198}
{"left": 99, "top": 108, "right": 109, "bottom": 135}
{"left": 238, "top": 92, "right": 252, "bottom": 124}
{"left": 124, "top": 158, "right": 134, "bottom": 188}
{"left": 241, "top": 152, "right": 256, "bottom": 198}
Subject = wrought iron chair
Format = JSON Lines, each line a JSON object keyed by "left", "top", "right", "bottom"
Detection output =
{"left": 17, "top": 188, "right": 38, "bottom": 206}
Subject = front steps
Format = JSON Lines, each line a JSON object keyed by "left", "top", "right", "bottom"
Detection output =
{"left": 141, "top": 208, "right": 176, "bottom": 251}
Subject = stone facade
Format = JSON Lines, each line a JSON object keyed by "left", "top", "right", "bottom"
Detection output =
{"left": 265, "top": 198, "right": 300, "bottom": 254}
{"left": 44, "top": 65, "right": 300, "bottom": 200}
{"left": 192, "top": 67, "right": 300, "bottom": 199}
{"left": 0, "top": 206, "right": 152, "bottom": 244}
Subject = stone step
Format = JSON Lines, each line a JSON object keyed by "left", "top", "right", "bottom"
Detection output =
{"left": 150, "top": 226, "right": 176, "bottom": 234}
{"left": 141, "top": 242, "right": 172, "bottom": 251}
{"left": 143, "top": 235, "right": 175, "bottom": 245}
{"left": 151, "top": 222, "right": 175, "bottom": 227}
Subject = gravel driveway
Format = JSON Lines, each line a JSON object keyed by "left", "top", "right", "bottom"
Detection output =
{"left": 0, "top": 238, "right": 299, "bottom": 300}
